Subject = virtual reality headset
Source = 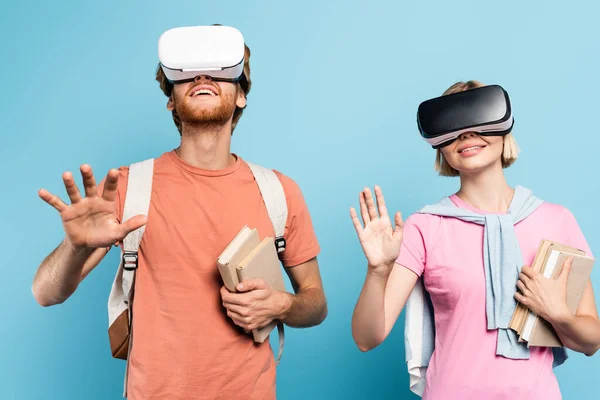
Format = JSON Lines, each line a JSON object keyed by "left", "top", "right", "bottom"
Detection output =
{"left": 417, "top": 84, "right": 514, "bottom": 149}
{"left": 158, "top": 25, "right": 246, "bottom": 84}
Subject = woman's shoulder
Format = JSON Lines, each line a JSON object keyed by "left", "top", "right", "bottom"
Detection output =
{"left": 534, "top": 200, "right": 575, "bottom": 221}
{"left": 403, "top": 209, "right": 445, "bottom": 233}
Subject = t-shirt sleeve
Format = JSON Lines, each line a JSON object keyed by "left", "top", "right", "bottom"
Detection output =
{"left": 274, "top": 171, "right": 321, "bottom": 267}
{"left": 396, "top": 213, "right": 429, "bottom": 277}
{"left": 561, "top": 207, "right": 594, "bottom": 258}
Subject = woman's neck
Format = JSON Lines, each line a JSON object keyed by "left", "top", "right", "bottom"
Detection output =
{"left": 456, "top": 164, "right": 514, "bottom": 213}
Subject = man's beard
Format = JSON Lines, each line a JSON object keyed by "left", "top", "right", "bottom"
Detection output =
{"left": 174, "top": 92, "right": 237, "bottom": 131}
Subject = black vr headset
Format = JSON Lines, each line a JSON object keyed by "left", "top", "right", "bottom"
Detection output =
{"left": 417, "top": 85, "right": 514, "bottom": 149}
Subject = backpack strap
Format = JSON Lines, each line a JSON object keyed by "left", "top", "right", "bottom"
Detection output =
{"left": 245, "top": 162, "right": 288, "bottom": 253}
{"left": 246, "top": 161, "right": 288, "bottom": 366}
{"left": 120, "top": 158, "right": 154, "bottom": 397}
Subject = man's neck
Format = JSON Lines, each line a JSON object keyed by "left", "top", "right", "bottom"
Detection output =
{"left": 176, "top": 122, "right": 236, "bottom": 170}
{"left": 456, "top": 163, "right": 514, "bottom": 213}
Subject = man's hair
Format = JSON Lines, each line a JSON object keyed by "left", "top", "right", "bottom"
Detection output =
{"left": 434, "top": 80, "right": 520, "bottom": 176}
{"left": 155, "top": 36, "right": 252, "bottom": 135}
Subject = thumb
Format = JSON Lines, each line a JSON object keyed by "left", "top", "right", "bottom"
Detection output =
{"left": 119, "top": 214, "right": 148, "bottom": 238}
{"left": 393, "top": 211, "right": 404, "bottom": 238}
{"left": 237, "top": 279, "right": 268, "bottom": 292}
{"left": 560, "top": 257, "right": 574, "bottom": 282}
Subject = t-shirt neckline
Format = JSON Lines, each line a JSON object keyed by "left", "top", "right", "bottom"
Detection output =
{"left": 449, "top": 194, "right": 509, "bottom": 215}
{"left": 167, "top": 150, "right": 242, "bottom": 177}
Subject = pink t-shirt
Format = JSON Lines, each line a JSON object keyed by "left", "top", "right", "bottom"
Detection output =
{"left": 397, "top": 194, "right": 593, "bottom": 400}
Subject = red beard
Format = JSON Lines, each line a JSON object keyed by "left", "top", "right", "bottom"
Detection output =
{"left": 174, "top": 90, "right": 237, "bottom": 130}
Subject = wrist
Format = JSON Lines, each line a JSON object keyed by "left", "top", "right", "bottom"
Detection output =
{"left": 367, "top": 262, "right": 395, "bottom": 279}
{"left": 63, "top": 238, "right": 95, "bottom": 259}
{"left": 547, "top": 308, "right": 575, "bottom": 327}
{"left": 275, "top": 291, "right": 293, "bottom": 321}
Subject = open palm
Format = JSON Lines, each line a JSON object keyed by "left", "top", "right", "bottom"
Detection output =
{"left": 39, "top": 165, "right": 147, "bottom": 250}
{"left": 350, "top": 186, "right": 403, "bottom": 272}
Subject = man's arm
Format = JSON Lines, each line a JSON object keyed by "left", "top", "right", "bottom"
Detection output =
{"left": 279, "top": 257, "right": 327, "bottom": 327}
{"left": 32, "top": 241, "right": 108, "bottom": 307}
{"left": 220, "top": 257, "right": 327, "bottom": 331}
{"left": 33, "top": 165, "right": 145, "bottom": 307}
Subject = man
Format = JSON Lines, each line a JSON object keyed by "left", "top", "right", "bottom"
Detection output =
{"left": 32, "top": 26, "right": 327, "bottom": 399}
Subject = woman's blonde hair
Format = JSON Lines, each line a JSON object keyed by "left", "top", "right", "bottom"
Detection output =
{"left": 434, "top": 80, "right": 520, "bottom": 177}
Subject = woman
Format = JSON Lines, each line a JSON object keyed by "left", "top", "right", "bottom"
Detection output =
{"left": 350, "top": 80, "right": 600, "bottom": 399}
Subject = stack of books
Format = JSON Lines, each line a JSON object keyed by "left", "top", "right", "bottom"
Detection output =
{"left": 509, "top": 239, "right": 595, "bottom": 346}
{"left": 217, "top": 225, "right": 286, "bottom": 343}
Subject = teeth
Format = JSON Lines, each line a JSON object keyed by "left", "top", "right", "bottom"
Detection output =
{"left": 192, "top": 89, "right": 216, "bottom": 97}
{"left": 460, "top": 146, "right": 481, "bottom": 153}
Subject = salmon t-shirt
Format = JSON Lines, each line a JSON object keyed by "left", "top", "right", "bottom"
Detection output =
{"left": 397, "top": 195, "right": 593, "bottom": 400}
{"left": 108, "top": 151, "right": 320, "bottom": 400}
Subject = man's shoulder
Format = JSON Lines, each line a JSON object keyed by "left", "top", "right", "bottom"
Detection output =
{"left": 111, "top": 152, "right": 172, "bottom": 195}
{"left": 272, "top": 169, "right": 302, "bottom": 198}
{"left": 116, "top": 151, "right": 172, "bottom": 176}
{"left": 240, "top": 159, "right": 304, "bottom": 199}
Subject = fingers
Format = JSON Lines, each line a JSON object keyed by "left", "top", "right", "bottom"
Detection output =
{"left": 226, "top": 309, "right": 246, "bottom": 321}
{"left": 516, "top": 280, "right": 531, "bottom": 296}
{"left": 38, "top": 189, "right": 67, "bottom": 212}
{"left": 227, "top": 311, "right": 259, "bottom": 331}
{"left": 514, "top": 291, "right": 528, "bottom": 305}
{"left": 226, "top": 308, "right": 264, "bottom": 331}
{"left": 350, "top": 207, "right": 364, "bottom": 235}
{"left": 560, "top": 257, "right": 574, "bottom": 281}
{"left": 220, "top": 285, "right": 231, "bottom": 298}
{"left": 62, "top": 172, "right": 82, "bottom": 204}
{"left": 237, "top": 279, "right": 268, "bottom": 292}
{"left": 101, "top": 169, "right": 120, "bottom": 202}
{"left": 224, "top": 307, "right": 248, "bottom": 325}
{"left": 518, "top": 272, "right": 532, "bottom": 287}
{"left": 80, "top": 164, "right": 97, "bottom": 198}
{"left": 520, "top": 266, "right": 536, "bottom": 279}
{"left": 374, "top": 185, "right": 388, "bottom": 218}
{"left": 223, "top": 304, "right": 246, "bottom": 316}
{"left": 221, "top": 286, "right": 246, "bottom": 306}
{"left": 359, "top": 191, "right": 370, "bottom": 226}
{"left": 221, "top": 291, "right": 246, "bottom": 306}
{"left": 394, "top": 211, "right": 404, "bottom": 234}
{"left": 363, "top": 187, "right": 378, "bottom": 221}
{"left": 118, "top": 215, "right": 148, "bottom": 239}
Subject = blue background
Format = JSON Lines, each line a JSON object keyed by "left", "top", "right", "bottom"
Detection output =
{"left": 1, "top": 0, "right": 599, "bottom": 399}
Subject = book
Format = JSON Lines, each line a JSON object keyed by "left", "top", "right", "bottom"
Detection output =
{"left": 217, "top": 226, "right": 262, "bottom": 292}
{"left": 509, "top": 239, "right": 595, "bottom": 347}
{"left": 217, "top": 225, "right": 286, "bottom": 343}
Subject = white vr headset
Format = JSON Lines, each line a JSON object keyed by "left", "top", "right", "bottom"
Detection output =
{"left": 158, "top": 25, "right": 246, "bottom": 84}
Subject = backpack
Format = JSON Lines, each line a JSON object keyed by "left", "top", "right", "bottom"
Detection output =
{"left": 106, "top": 158, "right": 288, "bottom": 397}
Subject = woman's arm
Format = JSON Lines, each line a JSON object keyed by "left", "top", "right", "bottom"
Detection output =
{"left": 350, "top": 186, "right": 417, "bottom": 351}
{"left": 548, "top": 280, "right": 600, "bottom": 356}
{"left": 352, "top": 263, "right": 418, "bottom": 351}
{"left": 516, "top": 260, "right": 600, "bottom": 356}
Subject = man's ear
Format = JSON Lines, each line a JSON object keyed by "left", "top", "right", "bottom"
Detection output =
{"left": 236, "top": 86, "right": 247, "bottom": 109}
{"left": 167, "top": 95, "right": 175, "bottom": 111}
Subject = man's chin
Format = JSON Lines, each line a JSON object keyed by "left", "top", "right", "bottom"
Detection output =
{"left": 178, "top": 109, "right": 234, "bottom": 127}
{"left": 186, "top": 118, "right": 231, "bottom": 127}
